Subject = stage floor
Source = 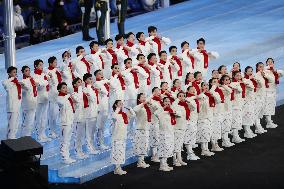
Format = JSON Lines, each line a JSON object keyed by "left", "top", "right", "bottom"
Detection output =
{"left": 0, "top": 0, "right": 284, "bottom": 184}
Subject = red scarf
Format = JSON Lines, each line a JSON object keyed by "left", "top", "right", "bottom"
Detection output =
{"left": 244, "top": 74, "right": 257, "bottom": 92}
{"left": 138, "top": 102, "right": 152, "bottom": 122}
{"left": 96, "top": 78, "right": 110, "bottom": 97}
{"left": 171, "top": 86, "right": 181, "bottom": 93}
{"left": 139, "top": 40, "right": 146, "bottom": 46}
{"left": 58, "top": 92, "right": 75, "bottom": 113}
{"left": 172, "top": 55, "right": 182, "bottom": 76}
{"left": 214, "top": 87, "right": 224, "bottom": 103}
{"left": 83, "top": 93, "right": 89, "bottom": 108}
{"left": 152, "top": 37, "right": 161, "bottom": 53}
{"left": 161, "top": 90, "right": 175, "bottom": 103}
{"left": 23, "top": 75, "right": 37, "bottom": 97}
{"left": 130, "top": 69, "right": 139, "bottom": 89}
{"left": 48, "top": 65, "right": 62, "bottom": 84}
{"left": 34, "top": 69, "right": 49, "bottom": 91}
{"left": 116, "top": 44, "right": 129, "bottom": 57}
{"left": 178, "top": 101, "right": 190, "bottom": 120}
{"left": 91, "top": 50, "right": 105, "bottom": 69}
{"left": 68, "top": 62, "right": 75, "bottom": 80}
{"left": 112, "top": 72, "right": 126, "bottom": 90}
{"left": 164, "top": 106, "right": 176, "bottom": 125}
{"left": 228, "top": 86, "right": 235, "bottom": 101}
{"left": 182, "top": 49, "right": 195, "bottom": 69}
{"left": 91, "top": 86, "right": 100, "bottom": 104}
{"left": 268, "top": 67, "right": 280, "bottom": 84}
{"left": 107, "top": 49, "right": 118, "bottom": 65}
{"left": 73, "top": 86, "right": 78, "bottom": 93}
{"left": 80, "top": 57, "right": 91, "bottom": 74}
{"left": 186, "top": 93, "right": 200, "bottom": 113}
{"left": 198, "top": 48, "right": 209, "bottom": 68}
{"left": 192, "top": 80, "right": 201, "bottom": 95}
{"left": 118, "top": 110, "right": 128, "bottom": 124}
{"left": 149, "top": 61, "right": 163, "bottom": 79}
{"left": 152, "top": 95, "right": 163, "bottom": 106}
{"left": 11, "top": 78, "right": 22, "bottom": 100}
{"left": 204, "top": 92, "right": 215, "bottom": 107}
{"left": 160, "top": 59, "right": 172, "bottom": 80}
{"left": 126, "top": 40, "right": 134, "bottom": 47}
{"left": 233, "top": 79, "right": 246, "bottom": 98}
{"left": 138, "top": 63, "right": 151, "bottom": 85}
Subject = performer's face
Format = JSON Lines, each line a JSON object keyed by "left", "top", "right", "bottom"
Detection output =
{"left": 9, "top": 69, "right": 17, "bottom": 78}
{"left": 233, "top": 62, "right": 240, "bottom": 71}
{"left": 186, "top": 73, "right": 194, "bottom": 81}
{"left": 63, "top": 52, "right": 70, "bottom": 61}
{"left": 85, "top": 77, "right": 93, "bottom": 85}
{"left": 36, "top": 62, "right": 44, "bottom": 70}
{"left": 92, "top": 44, "right": 99, "bottom": 52}
{"left": 161, "top": 83, "right": 168, "bottom": 91}
{"left": 197, "top": 41, "right": 205, "bottom": 49}
{"left": 246, "top": 68, "right": 253, "bottom": 76}
{"left": 50, "top": 59, "right": 57, "bottom": 68}
{"left": 212, "top": 78, "right": 219, "bottom": 86}
{"left": 234, "top": 72, "right": 242, "bottom": 81}
{"left": 149, "top": 29, "right": 157, "bottom": 37}
{"left": 202, "top": 83, "right": 209, "bottom": 92}
{"left": 212, "top": 70, "right": 219, "bottom": 79}
{"left": 112, "top": 65, "right": 120, "bottom": 74}
{"left": 78, "top": 49, "right": 86, "bottom": 56}
{"left": 60, "top": 85, "right": 68, "bottom": 94}
{"left": 266, "top": 58, "right": 274, "bottom": 68}
{"left": 153, "top": 88, "right": 161, "bottom": 96}
{"left": 220, "top": 66, "right": 227, "bottom": 75}
{"left": 170, "top": 48, "right": 177, "bottom": 56}
{"left": 128, "top": 34, "right": 135, "bottom": 43}
{"left": 160, "top": 52, "right": 167, "bottom": 61}
{"left": 178, "top": 93, "right": 185, "bottom": 101}
{"left": 163, "top": 98, "right": 171, "bottom": 107}
{"left": 125, "top": 60, "right": 132, "bottom": 69}
{"left": 223, "top": 77, "right": 231, "bottom": 85}
{"left": 257, "top": 64, "right": 264, "bottom": 72}
{"left": 150, "top": 56, "right": 157, "bottom": 64}
{"left": 23, "top": 67, "right": 31, "bottom": 77}
{"left": 107, "top": 41, "right": 113, "bottom": 49}
{"left": 96, "top": 71, "right": 104, "bottom": 79}
{"left": 196, "top": 73, "right": 203, "bottom": 81}
{"left": 139, "top": 33, "right": 145, "bottom": 41}
{"left": 116, "top": 101, "right": 123, "bottom": 109}
{"left": 74, "top": 79, "right": 82, "bottom": 87}
{"left": 174, "top": 79, "right": 181, "bottom": 88}
{"left": 182, "top": 43, "right": 189, "bottom": 50}
{"left": 139, "top": 94, "right": 146, "bottom": 103}
{"left": 188, "top": 86, "right": 196, "bottom": 94}
{"left": 117, "top": 38, "right": 124, "bottom": 45}
{"left": 138, "top": 55, "right": 146, "bottom": 63}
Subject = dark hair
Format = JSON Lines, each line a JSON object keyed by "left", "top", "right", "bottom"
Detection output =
{"left": 152, "top": 87, "right": 159, "bottom": 93}
{"left": 158, "top": 50, "right": 167, "bottom": 57}
{"left": 177, "top": 91, "right": 184, "bottom": 98}
{"left": 211, "top": 69, "right": 218, "bottom": 74}
{"left": 57, "top": 82, "right": 67, "bottom": 91}
{"left": 111, "top": 63, "right": 119, "bottom": 69}
{"left": 169, "top": 46, "right": 177, "bottom": 52}
{"left": 219, "top": 75, "right": 230, "bottom": 85}
{"left": 218, "top": 65, "right": 226, "bottom": 73}
{"left": 244, "top": 66, "right": 253, "bottom": 73}
{"left": 126, "top": 32, "right": 134, "bottom": 39}
{"left": 94, "top": 69, "right": 102, "bottom": 77}
{"left": 124, "top": 58, "right": 132, "bottom": 64}
{"left": 186, "top": 85, "right": 194, "bottom": 91}
{"left": 83, "top": 73, "right": 92, "bottom": 82}
{"left": 256, "top": 62, "right": 264, "bottom": 72}
{"left": 136, "top": 32, "right": 144, "bottom": 40}
{"left": 34, "top": 59, "right": 43, "bottom": 68}
{"left": 208, "top": 78, "right": 218, "bottom": 90}
{"left": 48, "top": 56, "right": 56, "bottom": 64}
{"left": 201, "top": 82, "right": 206, "bottom": 88}
{"left": 89, "top": 41, "right": 99, "bottom": 49}
{"left": 76, "top": 46, "right": 84, "bottom": 54}
{"left": 197, "top": 38, "right": 205, "bottom": 44}
{"left": 136, "top": 54, "right": 145, "bottom": 60}
{"left": 181, "top": 41, "right": 189, "bottom": 48}
{"left": 232, "top": 70, "right": 240, "bottom": 78}
{"left": 266, "top": 58, "right": 274, "bottom": 65}
{"left": 160, "top": 81, "right": 168, "bottom": 88}
{"left": 185, "top": 72, "right": 192, "bottom": 83}
{"left": 62, "top": 51, "right": 68, "bottom": 58}
{"left": 148, "top": 26, "right": 157, "bottom": 33}
{"left": 163, "top": 96, "right": 169, "bottom": 103}
{"left": 147, "top": 53, "right": 156, "bottom": 60}
{"left": 21, "top": 65, "right": 30, "bottom": 73}
{"left": 137, "top": 93, "right": 144, "bottom": 105}
{"left": 115, "top": 34, "right": 124, "bottom": 41}
{"left": 72, "top": 77, "right": 82, "bottom": 86}
{"left": 7, "top": 66, "right": 17, "bottom": 74}
{"left": 112, "top": 100, "right": 121, "bottom": 112}
{"left": 194, "top": 71, "right": 201, "bottom": 79}
{"left": 105, "top": 38, "right": 113, "bottom": 45}
{"left": 173, "top": 79, "right": 179, "bottom": 86}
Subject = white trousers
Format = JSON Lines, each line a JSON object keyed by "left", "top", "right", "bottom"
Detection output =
{"left": 97, "top": 110, "right": 108, "bottom": 145}
{"left": 36, "top": 102, "right": 48, "bottom": 138}
{"left": 60, "top": 124, "right": 73, "bottom": 159}
{"left": 74, "top": 121, "right": 86, "bottom": 153}
{"left": 111, "top": 139, "right": 126, "bottom": 165}
{"left": 7, "top": 112, "right": 20, "bottom": 139}
{"left": 86, "top": 117, "right": 97, "bottom": 148}
{"left": 21, "top": 109, "right": 36, "bottom": 137}
{"left": 49, "top": 101, "right": 59, "bottom": 133}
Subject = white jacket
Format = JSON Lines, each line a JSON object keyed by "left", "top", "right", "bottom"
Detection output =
{"left": 137, "top": 41, "right": 151, "bottom": 57}
{"left": 83, "top": 85, "right": 99, "bottom": 119}
{"left": 115, "top": 46, "right": 128, "bottom": 71}
{"left": 85, "top": 49, "right": 104, "bottom": 74}
{"left": 254, "top": 71, "right": 272, "bottom": 97}
{"left": 136, "top": 64, "right": 150, "bottom": 94}
{"left": 33, "top": 72, "right": 49, "bottom": 104}
{"left": 264, "top": 68, "right": 284, "bottom": 92}
{"left": 154, "top": 107, "right": 176, "bottom": 132}
{"left": 61, "top": 59, "right": 74, "bottom": 89}
{"left": 57, "top": 94, "right": 74, "bottom": 126}
{"left": 94, "top": 79, "right": 109, "bottom": 113}
{"left": 198, "top": 92, "right": 220, "bottom": 120}
{"left": 149, "top": 63, "right": 161, "bottom": 89}
{"left": 72, "top": 86, "right": 85, "bottom": 123}
{"left": 172, "top": 99, "right": 188, "bottom": 130}
{"left": 145, "top": 36, "right": 171, "bottom": 55}
{"left": 181, "top": 49, "right": 195, "bottom": 76}
{"left": 185, "top": 95, "right": 199, "bottom": 122}
{"left": 21, "top": 77, "right": 38, "bottom": 111}
{"left": 112, "top": 108, "right": 135, "bottom": 141}
{"left": 109, "top": 74, "right": 126, "bottom": 102}
{"left": 46, "top": 67, "right": 61, "bottom": 100}
{"left": 220, "top": 85, "right": 233, "bottom": 112}
{"left": 100, "top": 50, "right": 113, "bottom": 79}
{"left": 158, "top": 59, "right": 179, "bottom": 85}
{"left": 230, "top": 82, "right": 243, "bottom": 110}
{"left": 73, "top": 55, "right": 90, "bottom": 79}
{"left": 2, "top": 77, "right": 22, "bottom": 112}
{"left": 133, "top": 103, "right": 155, "bottom": 130}
{"left": 243, "top": 78, "right": 256, "bottom": 101}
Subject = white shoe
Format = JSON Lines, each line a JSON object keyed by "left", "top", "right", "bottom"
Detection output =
{"left": 192, "top": 144, "right": 198, "bottom": 148}
{"left": 244, "top": 133, "right": 254, "bottom": 139}
{"left": 255, "top": 129, "right": 264, "bottom": 134}
{"left": 201, "top": 150, "right": 212, "bottom": 156}
{"left": 165, "top": 164, "right": 174, "bottom": 171}
{"left": 173, "top": 160, "right": 182, "bottom": 167}
{"left": 76, "top": 151, "right": 88, "bottom": 159}
{"left": 262, "top": 128, "right": 268, "bottom": 133}
{"left": 87, "top": 145, "right": 99, "bottom": 155}
{"left": 100, "top": 144, "right": 109, "bottom": 150}
{"left": 49, "top": 132, "right": 58, "bottom": 139}
{"left": 222, "top": 141, "right": 234, "bottom": 147}
{"left": 137, "top": 161, "right": 149, "bottom": 168}
{"left": 151, "top": 156, "right": 160, "bottom": 163}
{"left": 114, "top": 168, "right": 127, "bottom": 175}
{"left": 212, "top": 145, "right": 224, "bottom": 152}
{"left": 179, "top": 160, "right": 187, "bottom": 166}
{"left": 63, "top": 157, "right": 76, "bottom": 164}
{"left": 187, "top": 153, "right": 200, "bottom": 160}
{"left": 266, "top": 123, "right": 277, "bottom": 129}
{"left": 159, "top": 166, "right": 171, "bottom": 172}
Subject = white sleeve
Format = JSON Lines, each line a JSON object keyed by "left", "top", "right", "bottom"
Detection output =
{"left": 161, "top": 37, "right": 171, "bottom": 45}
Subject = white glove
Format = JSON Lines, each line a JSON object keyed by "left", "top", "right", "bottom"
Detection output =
{"left": 117, "top": 4, "right": 121, "bottom": 11}
{"left": 81, "top": 7, "right": 85, "bottom": 13}
{"left": 97, "top": 10, "right": 101, "bottom": 18}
